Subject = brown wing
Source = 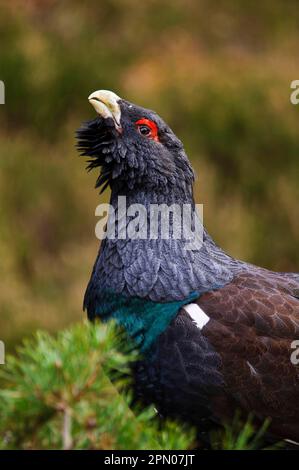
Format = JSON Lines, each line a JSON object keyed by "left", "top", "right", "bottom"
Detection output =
{"left": 197, "top": 270, "right": 299, "bottom": 441}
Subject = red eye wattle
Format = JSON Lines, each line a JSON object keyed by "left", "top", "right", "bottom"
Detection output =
{"left": 135, "top": 118, "right": 159, "bottom": 142}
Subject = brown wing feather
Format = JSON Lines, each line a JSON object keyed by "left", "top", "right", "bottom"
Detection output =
{"left": 197, "top": 271, "right": 299, "bottom": 440}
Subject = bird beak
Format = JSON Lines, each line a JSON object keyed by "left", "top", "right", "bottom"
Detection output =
{"left": 88, "top": 90, "right": 122, "bottom": 132}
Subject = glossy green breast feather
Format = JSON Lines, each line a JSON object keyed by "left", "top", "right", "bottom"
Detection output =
{"left": 92, "top": 291, "right": 198, "bottom": 352}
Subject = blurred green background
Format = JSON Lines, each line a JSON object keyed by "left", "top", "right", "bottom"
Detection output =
{"left": 1, "top": 0, "right": 299, "bottom": 349}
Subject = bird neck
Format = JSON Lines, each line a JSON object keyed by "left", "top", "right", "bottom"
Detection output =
{"left": 102, "top": 185, "right": 234, "bottom": 300}
{"left": 110, "top": 184, "right": 194, "bottom": 206}
{"left": 84, "top": 185, "right": 235, "bottom": 350}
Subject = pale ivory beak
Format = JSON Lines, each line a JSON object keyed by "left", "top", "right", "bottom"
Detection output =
{"left": 88, "top": 90, "right": 122, "bottom": 130}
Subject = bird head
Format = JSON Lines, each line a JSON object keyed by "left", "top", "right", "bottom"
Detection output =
{"left": 76, "top": 90, "right": 194, "bottom": 196}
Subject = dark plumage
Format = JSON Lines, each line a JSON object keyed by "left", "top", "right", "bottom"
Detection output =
{"left": 77, "top": 90, "right": 299, "bottom": 444}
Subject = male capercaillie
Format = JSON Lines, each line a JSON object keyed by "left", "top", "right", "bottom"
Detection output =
{"left": 77, "top": 90, "right": 299, "bottom": 445}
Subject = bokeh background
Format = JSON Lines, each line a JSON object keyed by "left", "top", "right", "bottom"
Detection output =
{"left": 1, "top": 0, "right": 299, "bottom": 349}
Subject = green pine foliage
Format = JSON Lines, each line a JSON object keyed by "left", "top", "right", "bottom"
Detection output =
{"left": 0, "top": 322, "right": 285, "bottom": 450}
{"left": 0, "top": 322, "right": 195, "bottom": 450}
{"left": 211, "top": 413, "right": 274, "bottom": 450}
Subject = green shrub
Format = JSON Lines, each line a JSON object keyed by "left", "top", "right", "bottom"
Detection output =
{"left": 0, "top": 322, "right": 195, "bottom": 450}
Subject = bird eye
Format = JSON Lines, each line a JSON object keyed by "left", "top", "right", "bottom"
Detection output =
{"left": 135, "top": 118, "right": 159, "bottom": 142}
{"left": 138, "top": 125, "right": 151, "bottom": 136}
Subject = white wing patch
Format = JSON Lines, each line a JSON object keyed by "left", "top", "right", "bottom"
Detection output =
{"left": 183, "top": 303, "right": 210, "bottom": 329}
